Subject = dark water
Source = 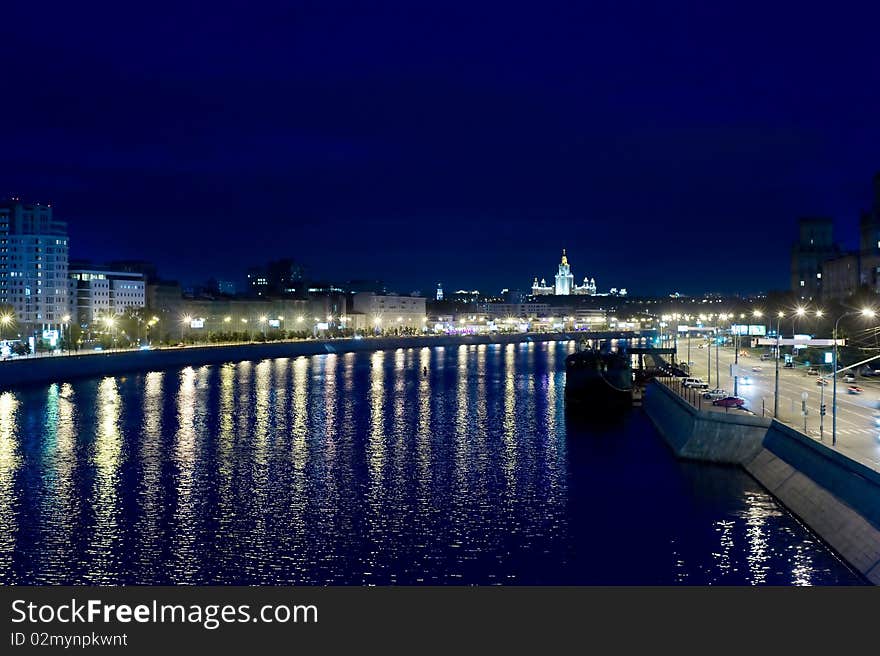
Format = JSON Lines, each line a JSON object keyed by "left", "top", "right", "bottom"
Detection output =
{"left": 0, "top": 341, "right": 863, "bottom": 585}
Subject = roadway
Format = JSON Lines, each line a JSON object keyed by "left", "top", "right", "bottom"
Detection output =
{"left": 677, "top": 338, "right": 880, "bottom": 472}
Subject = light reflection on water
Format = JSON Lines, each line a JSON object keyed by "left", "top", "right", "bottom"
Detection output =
{"left": 0, "top": 341, "right": 865, "bottom": 585}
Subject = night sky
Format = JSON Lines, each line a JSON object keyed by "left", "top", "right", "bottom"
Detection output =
{"left": 3, "top": 1, "right": 879, "bottom": 296}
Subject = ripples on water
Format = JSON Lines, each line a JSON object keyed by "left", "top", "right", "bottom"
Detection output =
{"left": 0, "top": 342, "right": 863, "bottom": 584}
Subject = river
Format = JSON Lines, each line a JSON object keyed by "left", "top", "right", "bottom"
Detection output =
{"left": 0, "top": 341, "right": 863, "bottom": 584}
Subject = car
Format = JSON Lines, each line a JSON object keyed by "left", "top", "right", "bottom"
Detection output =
{"left": 760, "top": 354, "right": 771, "bottom": 361}
{"left": 844, "top": 374, "right": 856, "bottom": 383}
{"left": 816, "top": 377, "right": 828, "bottom": 386}
{"left": 807, "top": 367, "right": 819, "bottom": 375}
{"left": 863, "top": 368, "right": 880, "bottom": 377}
{"left": 847, "top": 386, "right": 863, "bottom": 394}
{"left": 713, "top": 396, "right": 746, "bottom": 407}
{"left": 783, "top": 362, "right": 794, "bottom": 368}
{"left": 702, "top": 388, "right": 727, "bottom": 400}
{"left": 739, "top": 375, "right": 753, "bottom": 385}
{"left": 682, "top": 377, "right": 709, "bottom": 389}
{"left": 751, "top": 366, "right": 762, "bottom": 372}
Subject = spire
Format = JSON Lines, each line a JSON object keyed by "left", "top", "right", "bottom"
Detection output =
{"left": 561, "top": 248, "right": 568, "bottom": 266}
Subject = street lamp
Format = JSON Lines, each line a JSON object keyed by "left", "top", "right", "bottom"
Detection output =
{"left": 104, "top": 315, "right": 117, "bottom": 349}
{"left": 832, "top": 308, "right": 876, "bottom": 445}
{"left": 61, "top": 314, "right": 71, "bottom": 355}
{"left": 147, "top": 316, "right": 159, "bottom": 345}
{"left": 181, "top": 315, "right": 192, "bottom": 344}
{"left": 774, "top": 311, "right": 784, "bottom": 418}
{"left": 0, "top": 313, "right": 11, "bottom": 342}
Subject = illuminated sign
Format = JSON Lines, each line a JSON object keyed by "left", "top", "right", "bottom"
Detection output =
{"left": 190, "top": 319, "right": 205, "bottom": 329}
{"left": 268, "top": 319, "right": 280, "bottom": 328}
{"left": 735, "top": 324, "right": 766, "bottom": 336}
{"left": 316, "top": 322, "right": 329, "bottom": 330}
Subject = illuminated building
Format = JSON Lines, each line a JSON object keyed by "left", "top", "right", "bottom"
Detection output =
{"left": 531, "top": 249, "right": 597, "bottom": 296}
{"left": 351, "top": 292, "right": 426, "bottom": 330}
{"left": 68, "top": 265, "right": 146, "bottom": 325}
{"left": 0, "top": 199, "right": 69, "bottom": 333}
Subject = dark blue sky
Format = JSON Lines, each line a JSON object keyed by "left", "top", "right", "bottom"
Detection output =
{"left": 2, "top": 1, "right": 879, "bottom": 295}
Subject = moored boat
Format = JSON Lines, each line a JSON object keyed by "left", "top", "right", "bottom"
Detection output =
{"left": 564, "top": 345, "right": 633, "bottom": 408}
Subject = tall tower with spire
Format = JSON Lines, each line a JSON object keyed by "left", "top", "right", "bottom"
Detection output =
{"left": 554, "top": 248, "right": 574, "bottom": 295}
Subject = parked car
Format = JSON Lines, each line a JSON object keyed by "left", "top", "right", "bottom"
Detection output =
{"left": 702, "top": 388, "right": 727, "bottom": 400}
{"left": 844, "top": 373, "right": 856, "bottom": 383}
{"left": 682, "top": 377, "right": 709, "bottom": 389}
{"left": 760, "top": 354, "right": 771, "bottom": 361}
{"left": 783, "top": 362, "right": 794, "bottom": 368}
{"left": 751, "top": 366, "right": 762, "bottom": 372}
{"left": 713, "top": 396, "right": 745, "bottom": 408}
{"left": 807, "top": 367, "right": 819, "bottom": 375}
{"left": 847, "top": 386, "right": 864, "bottom": 395}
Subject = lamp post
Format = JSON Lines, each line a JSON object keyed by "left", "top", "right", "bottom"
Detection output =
{"left": 148, "top": 316, "right": 159, "bottom": 346}
{"left": 181, "top": 315, "right": 192, "bottom": 344}
{"left": 774, "top": 311, "right": 784, "bottom": 418}
{"left": 715, "top": 313, "right": 728, "bottom": 387}
{"left": 701, "top": 315, "right": 711, "bottom": 385}
{"left": 104, "top": 315, "right": 117, "bottom": 350}
{"left": 686, "top": 314, "right": 691, "bottom": 371}
{"left": 0, "top": 313, "right": 11, "bottom": 342}
{"left": 832, "top": 308, "right": 876, "bottom": 446}
{"left": 61, "top": 314, "right": 71, "bottom": 355}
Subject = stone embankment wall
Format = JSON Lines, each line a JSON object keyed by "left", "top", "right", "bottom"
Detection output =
{"left": 0, "top": 332, "right": 577, "bottom": 389}
{"left": 644, "top": 380, "right": 880, "bottom": 584}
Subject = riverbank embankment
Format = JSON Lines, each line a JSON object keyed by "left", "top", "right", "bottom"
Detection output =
{"left": 644, "top": 379, "right": 880, "bottom": 584}
{"left": 0, "top": 331, "right": 578, "bottom": 389}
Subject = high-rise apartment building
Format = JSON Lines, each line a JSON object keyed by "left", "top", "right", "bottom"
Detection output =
{"left": 790, "top": 217, "right": 837, "bottom": 300}
{"left": 858, "top": 173, "right": 880, "bottom": 294}
{"left": 0, "top": 199, "right": 69, "bottom": 333}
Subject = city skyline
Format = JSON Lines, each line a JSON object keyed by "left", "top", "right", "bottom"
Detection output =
{"left": 2, "top": 2, "right": 880, "bottom": 295}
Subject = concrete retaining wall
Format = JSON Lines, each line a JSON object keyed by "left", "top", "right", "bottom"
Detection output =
{"left": 0, "top": 331, "right": 578, "bottom": 390}
{"left": 644, "top": 379, "right": 880, "bottom": 584}
{"left": 643, "top": 380, "right": 769, "bottom": 464}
